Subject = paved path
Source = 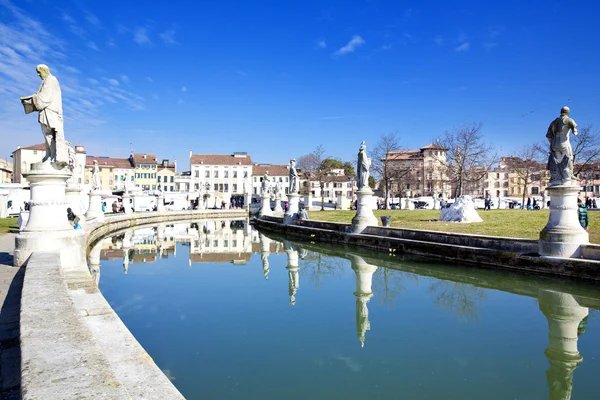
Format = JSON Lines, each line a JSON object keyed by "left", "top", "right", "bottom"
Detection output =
{"left": 0, "top": 233, "right": 21, "bottom": 399}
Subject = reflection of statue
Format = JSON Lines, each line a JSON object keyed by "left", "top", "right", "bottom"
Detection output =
{"left": 261, "top": 171, "right": 271, "bottom": 196}
{"left": 350, "top": 255, "right": 377, "bottom": 347}
{"left": 289, "top": 159, "right": 299, "bottom": 194}
{"left": 91, "top": 160, "right": 100, "bottom": 190}
{"left": 546, "top": 107, "right": 579, "bottom": 185}
{"left": 539, "top": 290, "right": 588, "bottom": 400}
{"left": 20, "top": 64, "right": 67, "bottom": 164}
{"left": 357, "top": 141, "right": 371, "bottom": 189}
{"left": 261, "top": 253, "right": 269, "bottom": 280}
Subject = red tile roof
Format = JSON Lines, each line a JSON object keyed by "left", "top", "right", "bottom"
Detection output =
{"left": 420, "top": 143, "right": 447, "bottom": 151}
{"left": 131, "top": 153, "right": 158, "bottom": 165}
{"left": 86, "top": 156, "right": 134, "bottom": 169}
{"left": 190, "top": 154, "right": 253, "bottom": 166}
{"left": 252, "top": 164, "right": 289, "bottom": 176}
{"left": 384, "top": 150, "right": 421, "bottom": 161}
{"left": 15, "top": 143, "right": 46, "bottom": 152}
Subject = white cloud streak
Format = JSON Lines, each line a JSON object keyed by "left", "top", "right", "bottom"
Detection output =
{"left": 159, "top": 29, "right": 178, "bottom": 45}
{"left": 455, "top": 42, "right": 470, "bottom": 52}
{"left": 133, "top": 26, "right": 152, "bottom": 45}
{"left": 334, "top": 35, "right": 365, "bottom": 56}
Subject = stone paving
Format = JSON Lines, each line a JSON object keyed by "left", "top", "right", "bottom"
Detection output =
{"left": 0, "top": 232, "right": 21, "bottom": 399}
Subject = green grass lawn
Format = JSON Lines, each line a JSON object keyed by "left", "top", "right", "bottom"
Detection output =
{"left": 0, "top": 217, "right": 19, "bottom": 234}
{"left": 308, "top": 209, "right": 600, "bottom": 244}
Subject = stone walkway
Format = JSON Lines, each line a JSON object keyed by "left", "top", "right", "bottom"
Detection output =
{"left": 0, "top": 233, "right": 21, "bottom": 399}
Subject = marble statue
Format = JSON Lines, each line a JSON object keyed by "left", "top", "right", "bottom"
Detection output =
{"left": 20, "top": 64, "right": 67, "bottom": 164}
{"left": 289, "top": 159, "right": 299, "bottom": 194}
{"left": 261, "top": 171, "right": 271, "bottom": 195}
{"left": 123, "top": 171, "right": 130, "bottom": 193}
{"left": 546, "top": 106, "right": 579, "bottom": 185}
{"left": 357, "top": 141, "right": 371, "bottom": 190}
{"left": 91, "top": 160, "right": 100, "bottom": 190}
{"left": 66, "top": 142, "right": 77, "bottom": 187}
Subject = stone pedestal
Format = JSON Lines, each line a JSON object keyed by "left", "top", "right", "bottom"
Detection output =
{"left": 539, "top": 290, "right": 588, "bottom": 400}
{"left": 85, "top": 190, "right": 104, "bottom": 223}
{"left": 350, "top": 255, "right": 377, "bottom": 347}
{"left": 337, "top": 194, "right": 347, "bottom": 210}
{"left": 259, "top": 194, "right": 272, "bottom": 217}
{"left": 285, "top": 241, "right": 300, "bottom": 306}
{"left": 157, "top": 194, "right": 166, "bottom": 214}
{"left": 122, "top": 193, "right": 133, "bottom": 215}
{"left": 65, "top": 187, "right": 82, "bottom": 216}
{"left": 273, "top": 195, "right": 284, "bottom": 215}
{"left": 284, "top": 193, "right": 301, "bottom": 224}
{"left": 351, "top": 188, "right": 378, "bottom": 233}
{"left": 304, "top": 193, "right": 312, "bottom": 210}
{"left": 14, "top": 162, "right": 86, "bottom": 268}
{"left": 539, "top": 185, "right": 589, "bottom": 258}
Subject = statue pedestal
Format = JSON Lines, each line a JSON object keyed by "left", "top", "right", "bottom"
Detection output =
{"left": 259, "top": 194, "right": 272, "bottom": 217}
{"left": 65, "top": 186, "right": 82, "bottom": 216}
{"left": 157, "top": 194, "right": 166, "bottom": 214}
{"left": 351, "top": 188, "right": 378, "bottom": 233}
{"left": 539, "top": 184, "right": 589, "bottom": 258}
{"left": 14, "top": 162, "right": 85, "bottom": 268}
{"left": 85, "top": 190, "right": 104, "bottom": 223}
{"left": 284, "top": 193, "right": 301, "bottom": 224}
{"left": 273, "top": 195, "right": 284, "bottom": 215}
{"left": 122, "top": 193, "right": 133, "bottom": 215}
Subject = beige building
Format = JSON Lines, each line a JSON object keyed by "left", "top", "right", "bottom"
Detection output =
{"left": 11, "top": 143, "right": 45, "bottom": 184}
{"left": 130, "top": 153, "right": 158, "bottom": 191}
{"left": 0, "top": 158, "right": 13, "bottom": 183}
{"left": 157, "top": 160, "right": 177, "bottom": 192}
{"left": 383, "top": 143, "right": 449, "bottom": 197}
{"left": 85, "top": 156, "right": 134, "bottom": 192}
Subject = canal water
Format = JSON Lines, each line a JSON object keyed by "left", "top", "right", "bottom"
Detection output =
{"left": 92, "top": 219, "right": 600, "bottom": 399}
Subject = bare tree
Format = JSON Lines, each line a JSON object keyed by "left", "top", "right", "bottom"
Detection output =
{"left": 297, "top": 145, "right": 335, "bottom": 211}
{"left": 372, "top": 132, "right": 401, "bottom": 208}
{"left": 436, "top": 122, "right": 497, "bottom": 197}
{"left": 502, "top": 145, "right": 545, "bottom": 207}
{"left": 572, "top": 126, "right": 600, "bottom": 175}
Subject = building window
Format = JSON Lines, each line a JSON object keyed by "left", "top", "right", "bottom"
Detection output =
{"left": 233, "top": 171, "right": 238, "bottom": 178}
{"left": 109, "top": 180, "right": 113, "bottom": 185}
{"left": 158, "top": 176, "right": 161, "bottom": 182}
{"left": 214, "top": 170, "right": 219, "bottom": 178}
{"left": 214, "top": 183, "right": 218, "bottom": 191}
{"left": 170, "top": 186, "right": 174, "bottom": 191}
{"left": 224, "top": 240, "right": 229, "bottom": 248}
{"left": 195, "top": 184, "right": 199, "bottom": 190}
{"left": 205, "top": 170, "right": 209, "bottom": 178}
{"left": 233, "top": 184, "right": 237, "bottom": 193}
{"left": 243, "top": 171, "right": 248, "bottom": 178}
{"left": 213, "top": 240, "right": 218, "bottom": 247}
{"left": 224, "top": 170, "right": 229, "bottom": 178}
{"left": 163, "top": 186, "right": 167, "bottom": 191}
{"left": 219, "top": 184, "right": 224, "bottom": 192}
{"left": 195, "top": 171, "right": 199, "bottom": 178}
{"left": 532, "top": 187, "right": 540, "bottom": 194}
{"left": 170, "top": 176, "right": 174, "bottom": 183}
{"left": 224, "top": 184, "right": 228, "bottom": 192}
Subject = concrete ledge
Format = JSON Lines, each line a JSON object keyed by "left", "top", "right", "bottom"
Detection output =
{"left": 20, "top": 210, "right": 246, "bottom": 399}
{"left": 254, "top": 217, "right": 600, "bottom": 282}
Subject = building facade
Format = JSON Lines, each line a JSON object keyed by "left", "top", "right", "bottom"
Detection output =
{"left": 190, "top": 152, "right": 253, "bottom": 207}
{"left": 11, "top": 143, "right": 45, "bottom": 184}
{"left": 0, "top": 158, "right": 13, "bottom": 183}
{"left": 157, "top": 160, "right": 177, "bottom": 192}
{"left": 251, "top": 164, "right": 290, "bottom": 198}
{"left": 383, "top": 143, "right": 449, "bottom": 197}
{"left": 85, "top": 156, "right": 135, "bottom": 192}
{"left": 130, "top": 153, "right": 158, "bottom": 191}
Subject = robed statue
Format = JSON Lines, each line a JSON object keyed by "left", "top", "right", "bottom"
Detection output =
{"left": 546, "top": 106, "right": 579, "bottom": 186}
{"left": 261, "top": 171, "right": 271, "bottom": 196}
{"left": 20, "top": 64, "right": 67, "bottom": 164}
{"left": 357, "top": 141, "right": 371, "bottom": 190}
{"left": 289, "top": 159, "right": 299, "bottom": 194}
{"left": 91, "top": 160, "right": 101, "bottom": 190}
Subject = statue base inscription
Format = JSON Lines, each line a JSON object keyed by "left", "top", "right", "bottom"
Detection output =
{"left": 351, "top": 188, "right": 378, "bottom": 233}
{"left": 539, "top": 184, "right": 589, "bottom": 258}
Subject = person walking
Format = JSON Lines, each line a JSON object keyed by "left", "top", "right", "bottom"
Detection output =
{"left": 112, "top": 201, "right": 119, "bottom": 214}
{"left": 578, "top": 198, "right": 589, "bottom": 230}
{"left": 297, "top": 205, "right": 308, "bottom": 221}
{"left": 526, "top": 197, "right": 532, "bottom": 210}
{"left": 67, "top": 207, "right": 80, "bottom": 229}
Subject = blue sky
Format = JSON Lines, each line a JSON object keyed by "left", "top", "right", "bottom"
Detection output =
{"left": 1, "top": 0, "right": 600, "bottom": 170}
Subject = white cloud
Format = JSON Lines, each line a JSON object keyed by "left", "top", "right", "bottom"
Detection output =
{"left": 334, "top": 35, "right": 365, "bottom": 56}
{"left": 455, "top": 42, "right": 470, "bottom": 52}
{"left": 121, "top": 75, "right": 129, "bottom": 82}
{"left": 87, "top": 41, "right": 99, "bottom": 51}
{"left": 133, "top": 26, "right": 151, "bottom": 45}
{"left": 158, "top": 29, "right": 178, "bottom": 45}
{"left": 483, "top": 42, "right": 497, "bottom": 50}
{"left": 381, "top": 44, "right": 392, "bottom": 51}
{"left": 316, "top": 40, "right": 327, "bottom": 48}
{"left": 181, "top": 86, "right": 187, "bottom": 92}
{"left": 85, "top": 12, "right": 102, "bottom": 28}
{"left": 433, "top": 35, "right": 444, "bottom": 46}
{"left": 107, "top": 78, "right": 120, "bottom": 86}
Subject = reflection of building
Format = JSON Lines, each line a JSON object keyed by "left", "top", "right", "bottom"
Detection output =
{"left": 350, "top": 255, "right": 378, "bottom": 347}
{"left": 539, "top": 290, "right": 588, "bottom": 400}
{"left": 189, "top": 219, "right": 252, "bottom": 264}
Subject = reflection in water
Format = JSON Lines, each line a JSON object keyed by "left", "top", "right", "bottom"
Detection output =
{"left": 94, "top": 221, "right": 600, "bottom": 400}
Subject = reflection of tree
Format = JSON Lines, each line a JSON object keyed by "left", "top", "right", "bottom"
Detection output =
{"left": 427, "top": 281, "right": 486, "bottom": 320}
{"left": 299, "top": 251, "right": 347, "bottom": 287}
{"left": 372, "top": 267, "right": 418, "bottom": 307}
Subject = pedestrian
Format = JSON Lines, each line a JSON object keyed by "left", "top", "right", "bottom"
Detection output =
{"left": 594, "top": 199, "right": 598, "bottom": 209}
{"left": 284, "top": 201, "right": 289, "bottom": 212}
{"left": 578, "top": 198, "right": 589, "bottom": 230}
{"left": 66, "top": 207, "right": 80, "bottom": 229}
{"left": 526, "top": 197, "right": 531, "bottom": 210}
{"left": 101, "top": 202, "right": 106, "bottom": 213}
{"left": 297, "top": 205, "right": 308, "bottom": 221}
{"left": 112, "top": 201, "right": 118, "bottom": 213}
{"left": 533, "top": 198, "right": 538, "bottom": 210}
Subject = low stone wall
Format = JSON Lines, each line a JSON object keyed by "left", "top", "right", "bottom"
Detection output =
{"left": 255, "top": 217, "right": 600, "bottom": 282}
{"left": 20, "top": 209, "right": 247, "bottom": 399}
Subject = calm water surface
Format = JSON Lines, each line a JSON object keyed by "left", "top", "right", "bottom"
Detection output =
{"left": 92, "top": 219, "right": 600, "bottom": 399}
